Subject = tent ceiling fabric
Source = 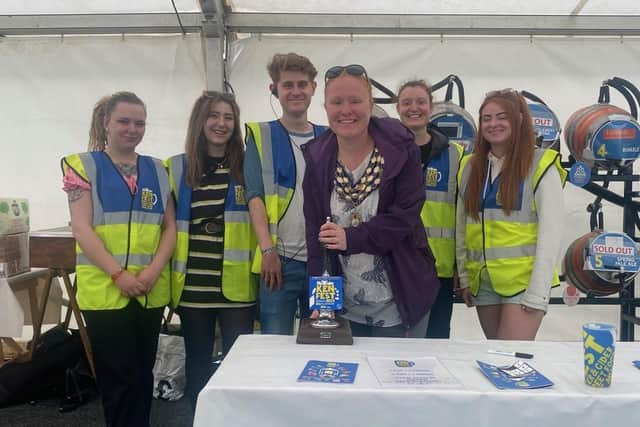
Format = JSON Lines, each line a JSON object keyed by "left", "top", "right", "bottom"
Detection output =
{"left": 2, "top": 1, "right": 640, "bottom": 36}
{"left": 0, "top": 0, "right": 202, "bottom": 14}
{"left": 1, "top": 0, "right": 638, "bottom": 16}
{"left": 226, "top": 14, "right": 640, "bottom": 36}
{"left": 228, "top": 0, "right": 639, "bottom": 15}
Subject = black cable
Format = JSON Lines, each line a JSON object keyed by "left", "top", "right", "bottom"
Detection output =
{"left": 444, "top": 79, "right": 454, "bottom": 103}
{"left": 598, "top": 85, "right": 610, "bottom": 104}
{"left": 521, "top": 90, "right": 547, "bottom": 106}
{"left": 452, "top": 75, "right": 466, "bottom": 108}
{"left": 612, "top": 76, "right": 640, "bottom": 119}
{"left": 170, "top": 0, "right": 187, "bottom": 35}
{"left": 370, "top": 78, "right": 397, "bottom": 104}
{"left": 276, "top": 236, "right": 305, "bottom": 267}
{"left": 604, "top": 79, "right": 637, "bottom": 118}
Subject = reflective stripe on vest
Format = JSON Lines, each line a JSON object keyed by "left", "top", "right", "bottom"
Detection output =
{"left": 458, "top": 149, "right": 565, "bottom": 296}
{"left": 245, "top": 120, "right": 326, "bottom": 273}
{"left": 166, "top": 154, "right": 257, "bottom": 308}
{"left": 62, "top": 152, "right": 171, "bottom": 310}
{"left": 420, "top": 143, "right": 463, "bottom": 278}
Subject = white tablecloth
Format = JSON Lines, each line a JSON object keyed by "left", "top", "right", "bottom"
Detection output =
{"left": 194, "top": 335, "right": 640, "bottom": 427}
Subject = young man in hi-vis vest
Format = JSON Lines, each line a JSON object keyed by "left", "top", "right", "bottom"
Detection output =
{"left": 243, "top": 53, "right": 327, "bottom": 334}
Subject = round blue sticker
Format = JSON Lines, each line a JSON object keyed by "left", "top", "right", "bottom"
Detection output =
{"left": 569, "top": 161, "right": 591, "bottom": 187}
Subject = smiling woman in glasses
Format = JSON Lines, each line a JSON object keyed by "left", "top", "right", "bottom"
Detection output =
{"left": 301, "top": 65, "right": 440, "bottom": 338}
{"left": 456, "top": 89, "right": 567, "bottom": 340}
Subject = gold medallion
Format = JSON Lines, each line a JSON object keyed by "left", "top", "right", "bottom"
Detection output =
{"left": 350, "top": 212, "right": 362, "bottom": 227}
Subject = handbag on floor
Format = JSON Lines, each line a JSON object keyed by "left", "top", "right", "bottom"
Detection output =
{"left": 153, "top": 312, "right": 186, "bottom": 401}
{"left": 0, "top": 326, "right": 96, "bottom": 410}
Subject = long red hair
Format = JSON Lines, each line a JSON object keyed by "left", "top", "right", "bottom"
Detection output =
{"left": 464, "top": 91, "right": 535, "bottom": 219}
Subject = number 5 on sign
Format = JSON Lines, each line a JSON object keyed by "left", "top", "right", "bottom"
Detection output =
{"left": 594, "top": 255, "right": 603, "bottom": 268}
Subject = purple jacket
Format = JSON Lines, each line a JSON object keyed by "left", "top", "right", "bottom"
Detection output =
{"left": 301, "top": 116, "right": 440, "bottom": 328}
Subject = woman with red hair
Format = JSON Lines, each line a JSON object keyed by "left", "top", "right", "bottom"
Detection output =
{"left": 456, "top": 89, "right": 566, "bottom": 340}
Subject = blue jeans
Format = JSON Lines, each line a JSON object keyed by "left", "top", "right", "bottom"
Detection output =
{"left": 259, "top": 257, "right": 309, "bottom": 335}
{"left": 425, "top": 277, "right": 454, "bottom": 338}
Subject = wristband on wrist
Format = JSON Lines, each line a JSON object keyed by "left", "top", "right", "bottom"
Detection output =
{"left": 261, "top": 247, "right": 276, "bottom": 256}
{"left": 111, "top": 268, "right": 125, "bottom": 283}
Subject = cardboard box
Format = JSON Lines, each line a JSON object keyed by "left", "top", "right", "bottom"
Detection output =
{"left": 0, "top": 232, "right": 30, "bottom": 277}
{"left": 11, "top": 273, "right": 63, "bottom": 325}
{"left": 0, "top": 198, "right": 30, "bottom": 235}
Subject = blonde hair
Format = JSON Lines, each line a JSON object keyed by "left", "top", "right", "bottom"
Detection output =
{"left": 87, "top": 91, "right": 146, "bottom": 151}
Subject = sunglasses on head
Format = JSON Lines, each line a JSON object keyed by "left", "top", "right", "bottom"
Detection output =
{"left": 203, "top": 90, "right": 236, "bottom": 101}
{"left": 485, "top": 88, "right": 519, "bottom": 98}
{"left": 324, "top": 64, "right": 369, "bottom": 82}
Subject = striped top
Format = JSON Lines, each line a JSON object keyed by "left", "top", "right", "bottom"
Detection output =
{"left": 179, "top": 155, "right": 255, "bottom": 309}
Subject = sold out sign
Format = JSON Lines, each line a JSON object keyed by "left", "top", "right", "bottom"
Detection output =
{"left": 592, "top": 245, "right": 634, "bottom": 255}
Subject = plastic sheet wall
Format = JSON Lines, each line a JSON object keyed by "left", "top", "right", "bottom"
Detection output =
{"left": 0, "top": 34, "right": 205, "bottom": 232}
{"left": 1, "top": 33, "right": 638, "bottom": 339}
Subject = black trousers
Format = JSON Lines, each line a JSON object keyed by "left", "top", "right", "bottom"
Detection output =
{"left": 83, "top": 300, "right": 163, "bottom": 427}
{"left": 178, "top": 306, "right": 255, "bottom": 408}
{"left": 425, "top": 277, "right": 454, "bottom": 339}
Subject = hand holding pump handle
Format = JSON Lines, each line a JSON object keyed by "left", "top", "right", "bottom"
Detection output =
{"left": 296, "top": 217, "right": 353, "bottom": 344}
{"left": 310, "top": 217, "right": 342, "bottom": 329}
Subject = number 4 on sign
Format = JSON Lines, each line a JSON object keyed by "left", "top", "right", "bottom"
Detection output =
{"left": 597, "top": 144, "right": 608, "bottom": 157}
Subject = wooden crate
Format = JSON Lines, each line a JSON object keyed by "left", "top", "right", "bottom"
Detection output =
{"left": 29, "top": 228, "right": 75, "bottom": 270}
{"left": 0, "top": 232, "right": 29, "bottom": 277}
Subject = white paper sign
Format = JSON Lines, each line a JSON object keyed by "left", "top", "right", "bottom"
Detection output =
{"left": 367, "top": 356, "right": 462, "bottom": 389}
{"left": 0, "top": 277, "right": 25, "bottom": 337}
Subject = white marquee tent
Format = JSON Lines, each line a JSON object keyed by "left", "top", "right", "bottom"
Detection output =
{"left": 1, "top": 1, "right": 639, "bottom": 340}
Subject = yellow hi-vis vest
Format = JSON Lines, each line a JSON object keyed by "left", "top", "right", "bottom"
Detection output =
{"left": 458, "top": 148, "right": 567, "bottom": 296}
{"left": 420, "top": 142, "right": 463, "bottom": 278}
{"left": 165, "top": 154, "right": 257, "bottom": 308}
{"left": 244, "top": 120, "right": 325, "bottom": 273}
{"left": 61, "top": 152, "right": 171, "bottom": 310}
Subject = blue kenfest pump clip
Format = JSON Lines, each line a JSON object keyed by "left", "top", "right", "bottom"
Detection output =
{"left": 308, "top": 217, "right": 344, "bottom": 328}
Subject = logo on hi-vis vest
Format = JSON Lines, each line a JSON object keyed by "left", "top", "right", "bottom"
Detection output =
{"left": 140, "top": 187, "right": 158, "bottom": 210}
{"left": 235, "top": 185, "right": 246, "bottom": 205}
{"left": 425, "top": 167, "right": 442, "bottom": 187}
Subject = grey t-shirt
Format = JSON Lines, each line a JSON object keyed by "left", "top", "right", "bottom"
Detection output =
{"left": 244, "top": 128, "right": 314, "bottom": 261}
{"left": 276, "top": 132, "right": 311, "bottom": 261}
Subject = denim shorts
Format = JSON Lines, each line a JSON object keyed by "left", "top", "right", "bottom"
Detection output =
{"left": 472, "top": 270, "right": 527, "bottom": 306}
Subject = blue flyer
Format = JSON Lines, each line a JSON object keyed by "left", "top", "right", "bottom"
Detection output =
{"left": 477, "top": 360, "right": 553, "bottom": 389}
{"left": 633, "top": 360, "right": 640, "bottom": 369}
{"left": 297, "top": 360, "right": 358, "bottom": 384}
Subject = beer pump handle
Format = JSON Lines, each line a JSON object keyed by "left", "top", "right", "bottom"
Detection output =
{"left": 322, "top": 216, "right": 332, "bottom": 276}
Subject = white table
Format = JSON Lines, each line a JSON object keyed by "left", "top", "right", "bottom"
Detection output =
{"left": 194, "top": 335, "right": 640, "bottom": 427}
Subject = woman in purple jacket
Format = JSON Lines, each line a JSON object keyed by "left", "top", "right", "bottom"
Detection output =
{"left": 301, "top": 64, "right": 440, "bottom": 337}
